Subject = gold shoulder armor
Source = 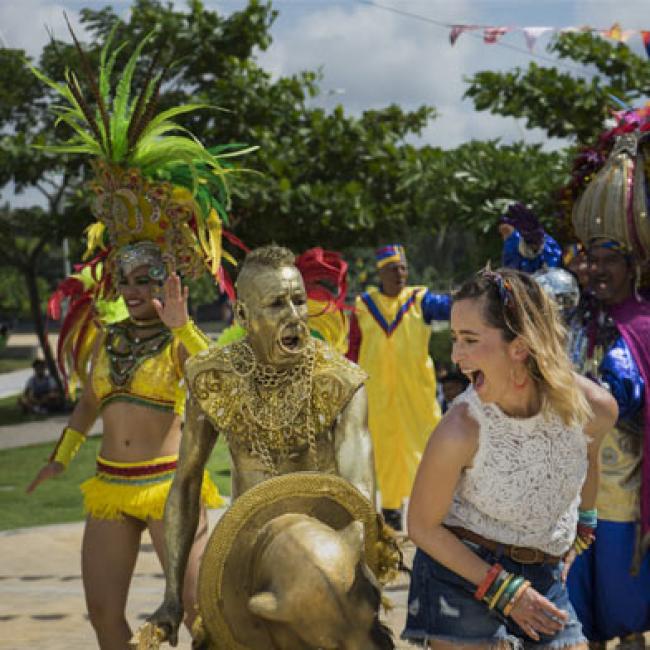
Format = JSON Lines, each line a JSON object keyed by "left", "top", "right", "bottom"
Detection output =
{"left": 184, "top": 344, "right": 230, "bottom": 386}
{"left": 311, "top": 340, "right": 367, "bottom": 429}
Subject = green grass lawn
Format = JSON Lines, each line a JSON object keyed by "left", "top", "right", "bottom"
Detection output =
{"left": 0, "top": 394, "right": 53, "bottom": 427}
{"left": 0, "top": 437, "right": 232, "bottom": 531}
{"left": 0, "top": 358, "right": 32, "bottom": 373}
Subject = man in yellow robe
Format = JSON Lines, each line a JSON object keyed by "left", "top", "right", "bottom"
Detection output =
{"left": 348, "top": 245, "right": 451, "bottom": 530}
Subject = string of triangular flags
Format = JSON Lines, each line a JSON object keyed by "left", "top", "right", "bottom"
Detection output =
{"left": 449, "top": 23, "right": 650, "bottom": 56}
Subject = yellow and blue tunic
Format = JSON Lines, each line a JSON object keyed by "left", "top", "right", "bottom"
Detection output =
{"left": 354, "top": 286, "right": 450, "bottom": 509}
{"left": 82, "top": 328, "right": 223, "bottom": 521}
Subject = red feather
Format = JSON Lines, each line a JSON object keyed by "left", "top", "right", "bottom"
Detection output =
{"left": 295, "top": 248, "right": 349, "bottom": 311}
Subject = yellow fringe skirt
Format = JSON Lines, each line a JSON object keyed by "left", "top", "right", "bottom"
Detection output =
{"left": 81, "top": 454, "right": 224, "bottom": 521}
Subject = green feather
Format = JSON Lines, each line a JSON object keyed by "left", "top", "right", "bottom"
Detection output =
{"left": 98, "top": 23, "right": 120, "bottom": 105}
{"left": 111, "top": 32, "right": 153, "bottom": 161}
{"left": 31, "top": 31, "right": 251, "bottom": 225}
{"left": 135, "top": 104, "right": 211, "bottom": 143}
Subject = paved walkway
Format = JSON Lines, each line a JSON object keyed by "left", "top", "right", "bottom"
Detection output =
{"left": 0, "top": 415, "right": 102, "bottom": 450}
{"left": 0, "top": 368, "right": 32, "bottom": 400}
{"left": 0, "top": 511, "right": 412, "bottom": 650}
{"left": 0, "top": 332, "right": 59, "bottom": 400}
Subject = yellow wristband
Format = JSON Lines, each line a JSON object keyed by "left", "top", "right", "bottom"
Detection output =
{"left": 51, "top": 426, "right": 86, "bottom": 468}
{"left": 488, "top": 575, "right": 512, "bottom": 610}
{"left": 171, "top": 319, "right": 210, "bottom": 356}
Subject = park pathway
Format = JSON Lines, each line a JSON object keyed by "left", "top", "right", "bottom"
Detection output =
{"left": 0, "top": 368, "right": 32, "bottom": 400}
{"left": 0, "top": 511, "right": 412, "bottom": 649}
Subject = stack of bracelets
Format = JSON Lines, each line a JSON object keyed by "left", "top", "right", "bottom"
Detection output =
{"left": 473, "top": 508, "right": 597, "bottom": 618}
{"left": 474, "top": 563, "right": 531, "bottom": 617}
{"left": 573, "top": 508, "right": 597, "bottom": 555}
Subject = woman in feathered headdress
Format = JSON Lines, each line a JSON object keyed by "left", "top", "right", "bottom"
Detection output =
{"left": 26, "top": 24, "right": 249, "bottom": 647}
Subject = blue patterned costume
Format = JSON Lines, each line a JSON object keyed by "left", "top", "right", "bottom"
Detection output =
{"left": 502, "top": 230, "right": 562, "bottom": 273}
{"left": 567, "top": 311, "right": 650, "bottom": 642}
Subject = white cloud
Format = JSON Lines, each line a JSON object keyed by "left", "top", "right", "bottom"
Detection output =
{"left": 4, "top": 0, "right": 643, "bottom": 155}
{"left": 0, "top": 0, "right": 89, "bottom": 57}
{"left": 256, "top": 1, "right": 573, "bottom": 148}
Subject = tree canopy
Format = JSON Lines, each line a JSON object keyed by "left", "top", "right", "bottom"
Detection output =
{"left": 4, "top": 5, "right": 650, "bottom": 375}
{"left": 465, "top": 32, "right": 650, "bottom": 145}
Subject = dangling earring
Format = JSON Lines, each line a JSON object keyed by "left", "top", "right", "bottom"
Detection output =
{"left": 511, "top": 367, "right": 529, "bottom": 389}
{"left": 235, "top": 302, "right": 248, "bottom": 329}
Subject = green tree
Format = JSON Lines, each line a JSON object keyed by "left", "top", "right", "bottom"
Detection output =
{"left": 464, "top": 32, "right": 650, "bottom": 145}
{"left": 0, "top": 0, "right": 435, "bottom": 378}
{"left": 395, "top": 140, "right": 569, "bottom": 277}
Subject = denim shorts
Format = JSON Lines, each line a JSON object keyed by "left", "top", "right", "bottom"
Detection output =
{"left": 402, "top": 542, "right": 586, "bottom": 648}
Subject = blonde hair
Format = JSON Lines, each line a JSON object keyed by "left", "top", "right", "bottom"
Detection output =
{"left": 454, "top": 268, "right": 592, "bottom": 428}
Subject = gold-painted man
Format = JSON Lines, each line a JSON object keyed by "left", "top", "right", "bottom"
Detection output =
{"left": 150, "top": 245, "right": 376, "bottom": 645}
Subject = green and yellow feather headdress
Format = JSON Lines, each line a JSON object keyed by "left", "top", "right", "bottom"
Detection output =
{"left": 37, "top": 20, "right": 254, "bottom": 390}
{"left": 32, "top": 18, "right": 254, "bottom": 293}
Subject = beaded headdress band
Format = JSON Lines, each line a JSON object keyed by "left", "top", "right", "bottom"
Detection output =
{"left": 114, "top": 241, "right": 166, "bottom": 280}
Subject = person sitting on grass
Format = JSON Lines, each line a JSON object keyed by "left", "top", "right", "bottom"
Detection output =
{"left": 18, "top": 359, "right": 64, "bottom": 415}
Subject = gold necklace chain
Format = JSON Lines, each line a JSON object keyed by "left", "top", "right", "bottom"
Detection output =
{"left": 227, "top": 340, "right": 318, "bottom": 474}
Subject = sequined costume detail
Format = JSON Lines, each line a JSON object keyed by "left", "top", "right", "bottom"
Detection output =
{"left": 186, "top": 338, "right": 366, "bottom": 475}
{"left": 92, "top": 320, "right": 184, "bottom": 414}
{"left": 502, "top": 230, "right": 563, "bottom": 272}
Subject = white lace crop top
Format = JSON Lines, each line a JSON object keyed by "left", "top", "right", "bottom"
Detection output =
{"left": 444, "top": 386, "right": 588, "bottom": 556}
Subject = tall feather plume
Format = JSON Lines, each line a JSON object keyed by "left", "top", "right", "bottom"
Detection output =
{"left": 63, "top": 12, "right": 112, "bottom": 158}
{"left": 127, "top": 62, "right": 170, "bottom": 152}
{"left": 65, "top": 69, "right": 103, "bottom": 151}
{"left": 126, "top": 43, "right": 164, "bottom": 150}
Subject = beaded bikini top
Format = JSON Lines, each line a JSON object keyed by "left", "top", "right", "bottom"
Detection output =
{"left": 185, "top": 338, "right": 366, "bottom": 474}
{"left": 92, "top": 320, "right": 183, "bottom": 413}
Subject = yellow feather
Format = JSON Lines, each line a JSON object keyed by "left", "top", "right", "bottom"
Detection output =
{"left": 206, "top": 209, "right": 223, "bottom": 275}
{"left": 84, "top": 222, "right": 107, "bottom": 259}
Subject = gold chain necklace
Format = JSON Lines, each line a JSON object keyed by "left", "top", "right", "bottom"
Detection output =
{"left": 228, "top": 340, "right": 318, "bottom": 474}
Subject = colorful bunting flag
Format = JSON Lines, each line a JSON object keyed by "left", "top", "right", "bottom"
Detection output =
{"left": 604, "top": 22, "right": 622, "bottom": 41}
{"left": 484, "top": 27, "right": 509, "bottom": 44}
{"left": 621, "top": 30, "right": 636, "bottom": 43}
{"left": 447, "top": 22, "right": 650, "bottom": 53}
{"left": 522, "top": 26, "right": 553, "bottom": 51}
{"left": 449, "top": 24, "right": 480, "bottom": 46}
{"left": 642, "top": 31, "right": 650, "bottom": 58}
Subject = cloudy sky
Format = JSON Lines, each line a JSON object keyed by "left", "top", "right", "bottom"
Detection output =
{"left": 2, "top": 1, "right": 650, "bottom": 157}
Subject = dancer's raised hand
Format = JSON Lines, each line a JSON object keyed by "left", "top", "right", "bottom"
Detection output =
{"left": 153, "top": 271, "right": 189, "bottom": 329}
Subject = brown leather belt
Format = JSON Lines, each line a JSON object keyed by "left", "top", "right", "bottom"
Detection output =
{"left": 446, "top": 526, "right": 562, "bottom": 565}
